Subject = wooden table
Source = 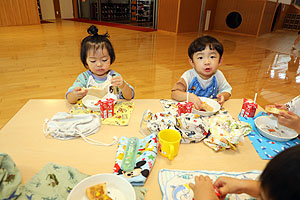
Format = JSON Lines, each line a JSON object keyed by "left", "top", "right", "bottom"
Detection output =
{"left": 0, "top": 99, "right": 268, "bottom": 199}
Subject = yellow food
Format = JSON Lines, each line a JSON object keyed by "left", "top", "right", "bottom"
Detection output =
{"left": 86, "top": 183, "right": 112, "bottom": 200}
{"left": 202, "top": 102, "right": 214, "bottom": 112}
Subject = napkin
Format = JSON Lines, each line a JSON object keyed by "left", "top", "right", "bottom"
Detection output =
{"left": 158, "top": 169, "right": 260, "bottom": 200}
{"left": 113, "top": 133, "right": 158, "bottom": 186}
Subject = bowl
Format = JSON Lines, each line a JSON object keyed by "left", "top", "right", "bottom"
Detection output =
{"left": 67, "top": 173, "right": 136, "bottom": 200}
{"left": 254, "top": 116, "right": 298, "bottom": 142}
{"left": 191, "top": 97, "right": 221, "bottom": 117}
{"left": 82, "top": 95, "right": 116, "bottom": 111}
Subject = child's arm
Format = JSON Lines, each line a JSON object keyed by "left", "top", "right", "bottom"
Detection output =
{"left": 216, "top": 92, "right": 231, "bottom": 106}
{"left": 111, "top": 76, "right": 133, "bottom": 100}
{"left": 189, "top": 175, "right": 219, "bottom": 200}
{"left": 278, "top": 111, "right": 300, "bottom": 134}
{"left": 171, "top": 78, "right": 203, "bottom": 110}
{"left": 214, "top": 176, "right": 260, "bottom": 199}
{"left": 66, "top": 87, "right": 88, "bottom": 104}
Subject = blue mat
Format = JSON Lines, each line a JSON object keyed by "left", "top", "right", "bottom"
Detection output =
{"left": 239, "top": 112, "right": 300, "bottom": 160}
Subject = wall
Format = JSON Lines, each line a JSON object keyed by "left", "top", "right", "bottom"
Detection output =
{"left": 259, "top": 1, "right": 277, "bottom": 35}
{"left": 40, "top": 0, "right": 55, "bottom": 19}
{"left": 60, "top": 0, "right": 74, "bottom": 18}
{"left": 0, "top": 0, "right": 40, "bottom": 26}
{"left": 177, "top": 0, "right": 202, "bottom": 33}
{"left": 204, "top": 0, "right": 217, "bottom": 30}
{"left": 214, "top": 0, "right": 265, "bottom": 36}
{"left": 157, "top": 0, "right": 179, "bottom": 32}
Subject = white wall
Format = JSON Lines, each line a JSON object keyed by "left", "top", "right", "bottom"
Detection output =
{"left": 40, "top": 0, "right": 55, "bottom": 20}
{"left": 60, "top": 0, "right": 74, "bottom": 19}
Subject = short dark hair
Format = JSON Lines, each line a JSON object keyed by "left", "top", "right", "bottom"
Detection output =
{"left": 188, "top": 35, "right": 223, "bottom": 61}
{"left": 260, "top": 145, "right": 300, "bottom": 200}
{"left": 80, "top": 25, "right": 115, "bottom": 69}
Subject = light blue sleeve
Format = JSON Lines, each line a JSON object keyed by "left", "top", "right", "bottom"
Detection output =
{"left": 216, "top": 70, "right": 232, "bottom": 94}
{"left": 65, "top": 72, "right": 89, "bottom": 98}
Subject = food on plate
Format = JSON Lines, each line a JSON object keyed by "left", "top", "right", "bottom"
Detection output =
{"left": 87, "top": 87, "right": 108, "bottom": 99}
{"left": 86, "top": 183, "right": 112, "bottom": 200}
{"left": 202, "top": 101, "right": 214, "bottom": 112}
{"left": 265, "top": 106, "right": 288, "bottom": 115}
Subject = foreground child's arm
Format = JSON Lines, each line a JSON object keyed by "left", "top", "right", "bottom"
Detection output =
{"left": 111, "top": 76, "right": 133, "bottom": 100}
{"left": 67, "top": 87, "right": 88, "bottom": 104}
{"left": 278, "top": 111, "right": 300, "bottom": 134}
{"left": 265, "top": 103, "right": 300, "bottom": 134}
{"left": 214, "top": 177, "right": 260, "bottom": 199}
{"left": 189, "top": 175, "right": 219, "bottom": 200}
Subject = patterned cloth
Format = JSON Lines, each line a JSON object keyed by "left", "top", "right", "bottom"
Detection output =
{"left": 156, "top": 99, "right": 252, "bottom": 150}
{"left": 204, "top": 110, "right": 252, "bottom": 151}
{"left": 113, "top": 133, "right": 158, "bottom": 186}
{"left": 19, "top": 163, "right": 89, "bottom": 200}
{"left": 70, "top": 100, "right": 134, "bottom": 126}
{"left": 239, "top": 112, "right": 300, "bottom": 160}
{"left": 0, "top": 153, "right": 23, "bottom": 200}
{"left": 158, "top": 169, "right": 260, "bottom": 200}
{"left": 0, "top": 156, "right": 148, "bottom": 200}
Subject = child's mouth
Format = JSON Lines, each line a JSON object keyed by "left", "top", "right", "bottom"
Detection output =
{"left": 205, "top": 68, "right": 211, "bottom": 72}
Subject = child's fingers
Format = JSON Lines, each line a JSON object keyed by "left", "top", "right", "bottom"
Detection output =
{"left": 189, "top": 183, "right": 195, "bottom": 190}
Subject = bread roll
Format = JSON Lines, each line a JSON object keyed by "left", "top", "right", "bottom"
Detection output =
{"left": 265, "top": 106, "right": 288, "bottom": 114}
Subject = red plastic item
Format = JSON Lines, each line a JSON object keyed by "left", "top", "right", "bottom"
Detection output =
{"left": 96, "top": 98, "right": 115, "bottom": 119}
{"left": 239, "top": 98, "right": 257, "bottom": 118}
{"left": 177, "top": 102, "right": 194, "bottom": 116}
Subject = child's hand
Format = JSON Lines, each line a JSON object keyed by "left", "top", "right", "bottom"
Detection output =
{"left": 188, "top": 93, "right": 203, "bottom": 110}
{"left": 217, "top": 93, "right": 225, "bottom": 106}
{"left": 189, "top": 175, "right": 219, "bottom": 200}
{"left": 278, "top": 111, "right": 300, "bottom": 134}
{"left": 214, "top": 176, "right": 242, "bottom": 199}
{"left": 111, "top": 76, "right": 125, "bottom": 89}
{"left": 73, "top": 87, "right": 88, "bottom": 99}
{"left": 214, "top": 177, "right": 260, "bottom": 199}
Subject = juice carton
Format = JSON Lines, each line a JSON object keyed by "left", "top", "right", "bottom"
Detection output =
{"left": 177, "top": 102, "right": 194, "bottom": 116}
{"left": 239, "top": 98, "right": 257, "bottom": 118}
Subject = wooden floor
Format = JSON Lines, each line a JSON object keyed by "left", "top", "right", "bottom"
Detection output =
{"left": 0, "top": 20, "right": 300, "bottom": 129}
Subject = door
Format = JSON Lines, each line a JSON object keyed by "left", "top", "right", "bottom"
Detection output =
{"left": 53, "top": 0, "right": 61, "bottom": 19}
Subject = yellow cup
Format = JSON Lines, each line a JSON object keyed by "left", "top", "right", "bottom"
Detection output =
{"left": 158, "top": 129, "right": 181, "bottom": 160}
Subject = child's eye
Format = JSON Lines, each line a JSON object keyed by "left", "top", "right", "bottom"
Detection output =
{"left": 102, "top": 59, "right": 108, "bottom": 62}
{"left": 90, "top": 60, "right": 96, "bottom": 63}
{"left": 210, "top": 55, "right": 216, "bottom": 59}
{"left": 197, "top": 57, "right": 203, "bottom": 59}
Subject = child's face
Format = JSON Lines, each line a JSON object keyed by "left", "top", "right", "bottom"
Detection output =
{"left": 189, "top": 45, "right": 221, "bottom": 80}
{"left": 86, "top": 47, "right": 111, "bottom": 78}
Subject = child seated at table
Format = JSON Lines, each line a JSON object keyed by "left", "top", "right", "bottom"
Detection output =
{"left": 66, "top": 25, "right": 135, "bottom": 104}
{"left": 265, "top": 95, "right": 300, "bottom": 134}
{"left": 171, "top": 35, "right": 232, "bottom": 110}
{"left": 189, "top": 144, "right": 300, "bottom": 200}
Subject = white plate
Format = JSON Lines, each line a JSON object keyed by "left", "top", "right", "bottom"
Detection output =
{"left": 82, "top": 95, "right": 116, "bottom": 111}
{"left": 82, "top": 95, "right": 101, "bottom": 111}
{"left": 191, "top": 97, "right": 221, "bottom": 117}
{"left": 67, "top": 173, "right": 136, "bottom": 200}
{"left": 254, "top": 116, "right": 298, "bottom": 142}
